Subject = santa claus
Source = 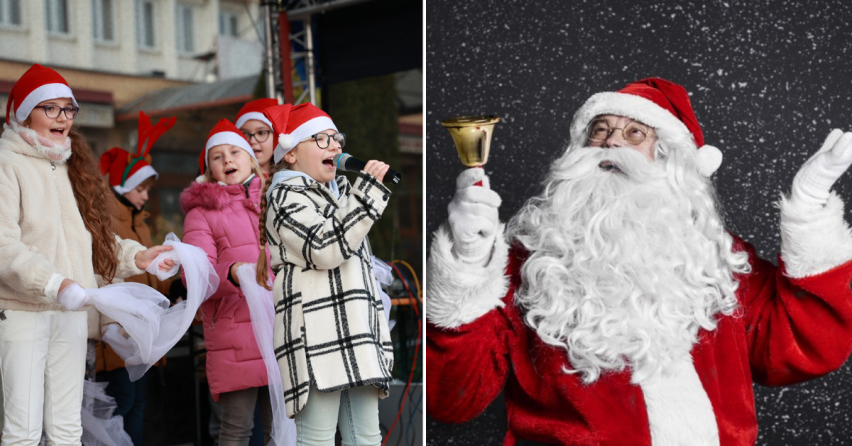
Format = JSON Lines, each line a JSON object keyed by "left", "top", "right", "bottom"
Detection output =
{"left": 426, "top": 78, "right": 852, "bottom": 445}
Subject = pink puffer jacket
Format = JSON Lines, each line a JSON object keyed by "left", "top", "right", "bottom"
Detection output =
{"left": 180, "top": 175, "right": 271, "bottom": 401}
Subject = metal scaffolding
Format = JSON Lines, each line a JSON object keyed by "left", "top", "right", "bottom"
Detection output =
{"left": 261, "top": 0, "right": 374, "bottom": 106}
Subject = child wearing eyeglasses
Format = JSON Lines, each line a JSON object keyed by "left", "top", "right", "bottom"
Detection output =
{"left": 0, "top": 64, "right": 173, "bottom": 444}
{"left": 255, "top": 103, "right": 394, "bottom": 445}
{"left": 237, "top": 98, "right": 279, "bottom": 176}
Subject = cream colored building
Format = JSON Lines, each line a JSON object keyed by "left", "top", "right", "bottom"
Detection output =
{"left": 0, "top": 0, "right": 262, "bottom": 83}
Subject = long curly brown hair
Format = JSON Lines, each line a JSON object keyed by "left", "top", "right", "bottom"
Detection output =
{"left": 256, "top": 159, "right": 290, "bottom": 290}
{"left": 68, "top": 130, "right": 120, "bottom": 282}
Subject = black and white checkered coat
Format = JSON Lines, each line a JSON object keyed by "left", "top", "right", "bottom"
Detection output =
{"left": 266, "top": 172, "right": 394, "bottom": 418}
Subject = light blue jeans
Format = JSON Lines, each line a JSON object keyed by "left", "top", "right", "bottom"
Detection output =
{"left": 295, "top": 385, "right": 381, "bottom": 446}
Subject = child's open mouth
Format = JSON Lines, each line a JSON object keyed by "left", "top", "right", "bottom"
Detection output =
{"left": 225, "top": 167, "right": 238, "bottom": 176}
{"left": 323, "top": 156, "right": 335, "bottom": 169}
{"left": 50, "top": 127, "right": 65, "bottom": 137}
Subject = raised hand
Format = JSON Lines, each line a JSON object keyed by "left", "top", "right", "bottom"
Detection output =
{"left": 447, "top": 168, "right": 502, "bottom": 265}
{"left": 791, "top": 129, "right": 852, "bottom": 208}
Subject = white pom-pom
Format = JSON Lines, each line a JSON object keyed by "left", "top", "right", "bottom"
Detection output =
{"left": 195, "top": 174, "right": 206, "bottom": 183}
{"left": 695, "top": 144, "right": 723, "bottom": 177}
{"left": 278, "top": 133, "right": 293, "bottom": 151}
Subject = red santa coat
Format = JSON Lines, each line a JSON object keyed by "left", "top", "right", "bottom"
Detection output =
{"left": 427, "top": 236, "right": 852, "bottom": 446}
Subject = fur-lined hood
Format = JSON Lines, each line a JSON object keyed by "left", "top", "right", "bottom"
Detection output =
{"left": 180, "top": 175, "right": 262, "bottom": 215}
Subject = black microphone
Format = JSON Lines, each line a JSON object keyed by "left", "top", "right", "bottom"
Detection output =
{"left": 333, "top": 153, "right": 402, "bottom": 185}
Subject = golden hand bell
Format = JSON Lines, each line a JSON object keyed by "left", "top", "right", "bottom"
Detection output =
{"left": 440, "top": 115, "right": 501, "bottom": 167}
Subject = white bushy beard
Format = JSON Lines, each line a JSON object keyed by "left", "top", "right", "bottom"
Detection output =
{"left": 508, "top": 146, "right": 750, "bottom": 384}
{"left": 4, "top": 119, "right": 72, "bottom": 163}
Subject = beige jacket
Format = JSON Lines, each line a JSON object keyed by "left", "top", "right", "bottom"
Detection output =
{"left": 0, "top": 128, "right": 146, "bottom": 314}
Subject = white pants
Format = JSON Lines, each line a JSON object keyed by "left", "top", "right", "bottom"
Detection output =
{"left": 0, "top": 310, "right": 87, "bottom": 446}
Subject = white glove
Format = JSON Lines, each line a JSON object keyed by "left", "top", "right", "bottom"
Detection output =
{"left": 57, "top": 283, "right": 92, "bottom": 311}
{"left": 447, "top": 168, "right": 502, "bottom": 265}
{"left": 791, "top": 129, "right": 852, "bottom": 208}
{"left": 102, "top": 323, "right": 130, "bottom": 339}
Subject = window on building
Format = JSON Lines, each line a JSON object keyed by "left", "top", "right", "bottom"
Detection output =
{"left": 92, "top": 0, "right": 114, "bottom": 42}
{"left": 219, "top": 10, "right": 239, "bottom": 37}
{"left": 175, "top": 4, "right": 194, "bottom": 53}
{"left": 46, "top": 0, "right": 70, "bottom": 34}
{"left": 0, "top": 0, "right": 22, "bottom": 27}
{"left": 136, "top": 0, "right": 156, "bottom": 48}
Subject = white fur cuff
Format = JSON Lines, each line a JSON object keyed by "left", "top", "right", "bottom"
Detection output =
{"left": 779, "top": 192, "right": 852, "bottom": 278}
{"left": 426, "top": 223, "right": 510, "bottom": 328}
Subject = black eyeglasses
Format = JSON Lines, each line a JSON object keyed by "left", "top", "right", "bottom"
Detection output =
{"left": 34, "top": 105, "right": 79, "bottom": 119}
{"left": 242, "top": 129, "right": 272, "bottom": 143}
{"left": 311, "top": 132, "right": 346, "bottom": 149}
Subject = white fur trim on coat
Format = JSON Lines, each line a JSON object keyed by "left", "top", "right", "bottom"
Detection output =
{"left": 640, "top": 357, "right": 720, "bottom": 446}
{"left": 113, "top": 165, "right": 158, "bottom": 194}
{"left": 779, "top": 192, "right": 852, "bottom": 278}
{"left": 426, "top": 223, "right": 510, "bottom": 328}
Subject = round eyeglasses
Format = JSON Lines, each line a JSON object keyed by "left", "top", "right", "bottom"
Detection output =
{"left": 587, "top": 119, "right": 653, "bottom": 146}
{"left": 242, "top": 129, "right": 272, "bottom": 143}
{"left": 34, "top": 105, "right": 79, "bottom": 120}
{"left": 311, "top": 132, "right": 346, "bottom": 149}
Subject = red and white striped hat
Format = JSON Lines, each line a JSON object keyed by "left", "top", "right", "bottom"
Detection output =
{"left": 198, "top": 118, "right": 255, "bottom": 174}
{"left": 235, "top": 98, "right": 277, "bottom": 129}
{"left": 100, "top": 112, "right": 176, "bottom": 194}
{"left": 263, "top": 103, "right": 337, "bottom": 164}
{"left": 6, "top": 64, "right": 78, "bottom": 124}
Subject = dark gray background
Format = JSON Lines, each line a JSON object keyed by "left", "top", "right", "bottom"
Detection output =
{"left": 425, "top": 0, "right": 852, "bottom": 444}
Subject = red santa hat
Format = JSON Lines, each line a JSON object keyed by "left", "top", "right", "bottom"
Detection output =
{"left": 263, "top": 103, "right": 337, "bottom": 164}
{"left": 99, "top": 111, "right": 176, "bottom": 194}
{"left": 6, "top": 64, "right": 79, "bottom": 124}
{"left": 235, "top": 98, "right": 278, "bottom": 129}
{"left": 569, "top": 78, "right": 723, "bottom": 176}
{"left": 198, "top": 118, "right": 256, "bottom": 175}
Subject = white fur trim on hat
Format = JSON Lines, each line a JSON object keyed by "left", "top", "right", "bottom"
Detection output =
{"left": 273, "top": 133, "right": 295, "bottom": 164}
{"left": 569, "top": 91, "right": 724, "bottom": 177}
{"left": 694, "top": 144, "right": 723, "bottom": 177}
{"left": 272, "top": 116, "right": 337, "bottom": 164}
{"left": 235, "top": 112, "right": 273, "bottom": 130}
{"left": 16, "top": 83, "right": 78, "bottom": 124}
{"left": 569, "top": 91, "right": 695, "bottom": 150}
{"left": 205, "top": 131, "right": 256, "bottom": 164}
{"left": 113, "top": 165, "right": 158, "bottom": 194}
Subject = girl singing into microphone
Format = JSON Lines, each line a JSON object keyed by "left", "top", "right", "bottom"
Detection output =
{"left": 255, "top": 103, "right": 394, "bottom": 445}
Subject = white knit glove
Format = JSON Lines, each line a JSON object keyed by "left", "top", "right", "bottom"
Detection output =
{"left": 791, "top": 129, "right": 852, "bottom": 208}
{"left": 447, "top": 168, "right": 502, "bottom": 265}
{"left": 57, "top": 283, "right": 92, "bottom": 311}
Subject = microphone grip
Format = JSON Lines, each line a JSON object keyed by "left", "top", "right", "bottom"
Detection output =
{"left": 335, "top": 153, "right": 403, "bottom": 185}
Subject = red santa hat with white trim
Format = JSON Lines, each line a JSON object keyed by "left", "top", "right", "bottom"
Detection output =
{"left": 235, "top": 98, "right": 278, "bottom": 129}
{"left": 198, "top": 118, "right": 256, "bottom": 179}
{"left": 6, "top": 63, "right": 78, "bottom": 124}
{"left": 99, "top": 111, "right": 176, "bottom": 194}
{"left": 263, "top": 102, "right": 337, "bottom": 164}
{"left": 569, "top": 77, "right": 723, "bottom": 177}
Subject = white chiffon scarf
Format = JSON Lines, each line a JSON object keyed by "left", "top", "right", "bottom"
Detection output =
{"left": 90, "top": 233, "right": 219, "bottom": 381}
{"left": 236, "top": 264, "right": 297, "bottom": 446}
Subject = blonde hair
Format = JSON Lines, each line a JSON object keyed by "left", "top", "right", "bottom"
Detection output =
{"left": 203, "top": 149, "right": 265, "bottom": 184}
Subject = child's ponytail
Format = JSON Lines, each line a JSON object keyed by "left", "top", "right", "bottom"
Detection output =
{"left": 256, "top": 160, "right": 288, "bottom": 290}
